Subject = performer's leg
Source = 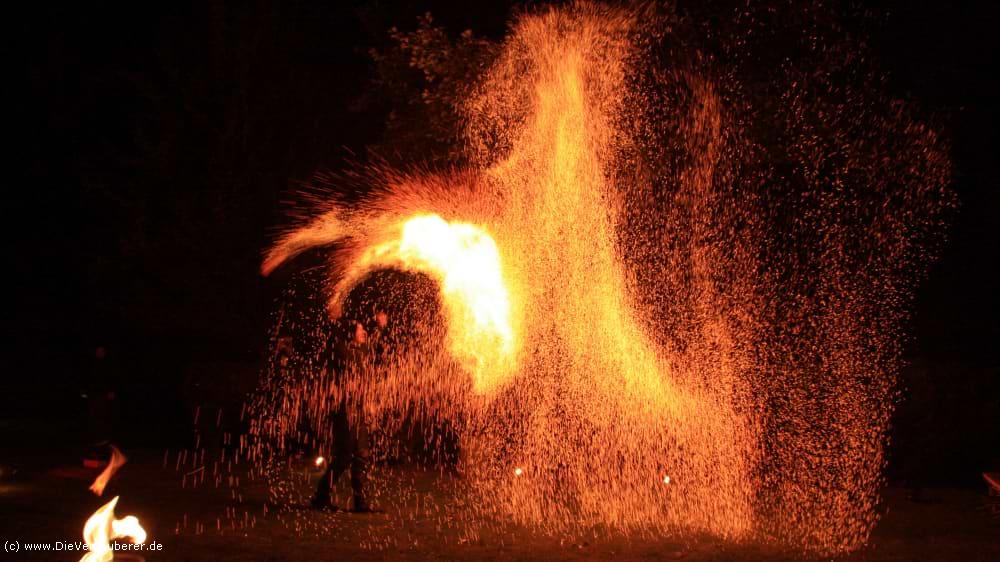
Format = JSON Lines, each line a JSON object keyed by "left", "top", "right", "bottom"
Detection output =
{"left": 312, "top": 411, "right": 351, "bottom": 509}
{"left": 350, "top": 417, "right": 371, "bottom": 511}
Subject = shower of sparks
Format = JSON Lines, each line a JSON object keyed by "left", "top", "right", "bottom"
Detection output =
{"left": 247, "top": 1, "right": 952, "bottom": 554}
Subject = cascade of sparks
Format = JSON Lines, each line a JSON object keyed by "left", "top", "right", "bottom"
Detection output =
{"left": 254, "top": 2, "right": 952, "bottom": 553}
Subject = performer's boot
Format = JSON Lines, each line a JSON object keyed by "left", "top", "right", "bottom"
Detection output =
{"left": 310, "top": 468, "right": 340, "bottom": 511}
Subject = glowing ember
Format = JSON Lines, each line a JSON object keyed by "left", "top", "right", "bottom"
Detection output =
{"left": 81, "top": 496, "right": 146, "bottom": 562}
{"left": 256, "top": 1, "right": 952, "bottom": 554}
{"left": 314, "top": 456, "right": 325, "bottom": 467}
{"left": 89, "top": 445, "right": 127, "bottom": 497}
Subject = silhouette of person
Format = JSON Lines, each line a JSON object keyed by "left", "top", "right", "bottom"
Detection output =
{"left": 312, "top": 320, "right": 375, "bottom": 512}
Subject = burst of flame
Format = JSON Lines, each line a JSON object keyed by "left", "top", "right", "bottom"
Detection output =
{"left": 352, "top": 214, "right": 516, "bottom": 392}
{"left": 89, "top": 445, "right": 127, "bottom": 497}
{"left": 81, "top": 496, "right": 146, "bottom": 562}
{"left": 259, "top": 1, "right": 952, "bottom": 553}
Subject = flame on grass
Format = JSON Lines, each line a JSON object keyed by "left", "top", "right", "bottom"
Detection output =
{"left": 81, "top": 496, "right": 146, "bottom": 562}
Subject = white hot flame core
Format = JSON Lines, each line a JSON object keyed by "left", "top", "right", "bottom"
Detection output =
{"left": 81, "top": 496, "right": 146, "bottom": 562}
{"left": 354, "top": 214, "right": 516, "bottom": 392}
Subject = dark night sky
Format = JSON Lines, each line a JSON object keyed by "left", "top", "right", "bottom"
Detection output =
{"left": 870, "top": 2, "right": 999, "bottom": 363}
{"left": 14, "top": 1, "right": 999, "bottom": 471}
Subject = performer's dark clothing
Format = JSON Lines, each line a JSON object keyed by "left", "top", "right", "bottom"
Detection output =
{"left": 314, "top": 340, "right": 373, "bottom": 509}
{"left": 316, "top": 404, "right": 370, "bottom": 505}
{"left": 86, "top": 353, "right": 119, "bottom": 447}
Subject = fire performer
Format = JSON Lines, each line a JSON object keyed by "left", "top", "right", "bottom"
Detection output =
{"left": 83, "top": 344, "right": 119, "bottom": 465}
{"left": 311, "top": 318, "right": 376, "bottom": 513}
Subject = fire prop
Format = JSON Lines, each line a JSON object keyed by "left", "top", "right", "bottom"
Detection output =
{"left": 257, "top": 2, "right": 951, "bottom": 554}
{"left": 89, "top": 445, "right": 127, "bottom": 497}
{"left": 80, "top": 496, "right": 147, "bottom": 562}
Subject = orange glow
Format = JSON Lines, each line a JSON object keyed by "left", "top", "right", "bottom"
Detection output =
{"left": 81, "top": 496, "right": 146, "bottom": 562}
{"left": 89, "top": 445, "right": 127, "bottom": 497}
{"left": 348, "top": 214, "right": 515, "bottom": 392}
{"left": 263, "top": 5, "right": 750, "bottom": 540}
{"left": 259, "top": 1, "right": 952, "bottom": 554}
{"left": 314, "top": 456, "right": 325, "bottom": 467}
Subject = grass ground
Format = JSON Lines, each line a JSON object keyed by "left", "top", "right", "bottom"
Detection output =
{"left": 1, "top": 447, "right": 997, "bottom": 561}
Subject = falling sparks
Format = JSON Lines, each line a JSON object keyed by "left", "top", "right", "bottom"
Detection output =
{"left": 81, "top": 496, "right": 146, "bottom": 562}
{"left": 253, "top": 1, "right": 952, "bottom": 554}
